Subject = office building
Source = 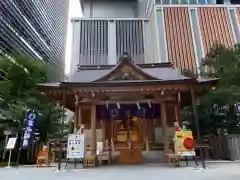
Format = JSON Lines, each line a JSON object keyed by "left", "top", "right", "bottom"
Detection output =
{"left": 0, "top": 0, "right": 69, "bottom": 81}
{"left": 70, "top": 0, "right": 240, "bottom": 76}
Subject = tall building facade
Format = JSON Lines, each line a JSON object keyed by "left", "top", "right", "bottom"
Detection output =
{"left": 0, "top": 0, "right": 69, "bottom": 81}
{"left": 70, "top": 0, "right": 240, "bottom": 76}
{"left": 70, "top": 0, "right": 240, "bottom": 75}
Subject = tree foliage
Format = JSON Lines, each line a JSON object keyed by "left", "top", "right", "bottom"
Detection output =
{"left": 182, "top": 43, "right": 240, "bottom": 135}
{"left": 0, "top": 55, "right": 64, "bottom": 140}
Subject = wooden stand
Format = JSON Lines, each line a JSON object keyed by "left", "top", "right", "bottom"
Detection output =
{"left": 164, "top": 154, "right": 180, "bottom": 167}
{"left": 36, "top": 150, "right": 51, "bottom": 168}
{"left": 119, "top": 148, "right": 142, "bottom": 164}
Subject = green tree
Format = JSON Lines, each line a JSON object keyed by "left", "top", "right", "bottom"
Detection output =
{"left": 0, "top": 55, "right": 63, "bottom": 141}
{"left": 181, "top": 43, "right": 240, "bottom": 135}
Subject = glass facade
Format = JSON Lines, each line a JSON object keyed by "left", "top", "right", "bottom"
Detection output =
{"left": 0, "top": 0, "right": 69, "bottom": 81}
{"left": 229, "top": 8, "right": 240, "bottom": 42}
{"left": 155, "top": 0, "right": 216, "bottom": 4}
{"left": 198, "top": 0, "right": 207, "bottom": 3}
{"left": 189, "top": 0, "right": 198, "bottom": 3}
{"left": 156, "top": 9, "right": 168, "bottom": 62}
{"left": 189, "top": 8, "right": 204, "bottom": 67}
{"left": 171, "top": 0, "right": 179, "bottom": 4}
{"left": 181, "top": 0, "right": 190, "bottom": 4}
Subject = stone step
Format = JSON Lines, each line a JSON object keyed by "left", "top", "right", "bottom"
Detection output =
{"left": 142, "top": 150, "right": 164, "bottom": 163}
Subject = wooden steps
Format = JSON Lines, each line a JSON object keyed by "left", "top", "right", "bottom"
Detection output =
{"left": 148, "top": 142, "right": 164, "bottom": 150}
{"left": 114, "top": 142, "right": 145, "bottom": 150}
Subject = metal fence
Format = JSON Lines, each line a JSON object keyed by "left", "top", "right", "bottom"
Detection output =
{"left": 74, "top": 19, "right": 152, "bottom": 66}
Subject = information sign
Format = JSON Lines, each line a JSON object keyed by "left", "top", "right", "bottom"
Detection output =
{"left": 174, "top": 130, "right": 196, "bottom": 156}
{"left": 6, "top": 137, "right": 17, "bottom": 150}
{"left": 67, "top": 134, "right": 85, "bottom": 159}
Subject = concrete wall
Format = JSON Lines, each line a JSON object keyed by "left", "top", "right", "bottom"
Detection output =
{"left": 83, "top": 0, "right": 138, "bottom": 17}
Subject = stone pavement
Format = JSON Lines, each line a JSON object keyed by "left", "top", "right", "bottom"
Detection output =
{"left": 0, "top": 163, "right": 240, "bottom": 180}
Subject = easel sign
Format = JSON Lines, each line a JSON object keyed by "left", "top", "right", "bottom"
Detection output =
{"left": 174, "top": 131, "right": 196, "bottom": 156}
{"left": 64, "top": 134, "right": 85, "bottom": 170}
{"left": 173, "top": 130, "right": 198, "bottom": 166}
{"left": 5, "top": 137, "right": 17, "bottom": 168}
{"left": 67, "top": 134, "right": 85, "bottom": 159}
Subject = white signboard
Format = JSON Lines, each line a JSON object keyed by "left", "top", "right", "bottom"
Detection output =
{"left": 97, "top": 142, "right": 103, "bottom": 155}
{"left": 6, "top": 137, "right": 17, "bottom": 150}
{"left": 67, "top": 134, "right": 84, "bottom": 159}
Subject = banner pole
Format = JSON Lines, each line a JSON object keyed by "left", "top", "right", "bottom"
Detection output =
{"left": 7, "top": 149, "right": 12, "bottom": 168}
{"left": 16, "top": 147, "right": 21, "bottom": 166}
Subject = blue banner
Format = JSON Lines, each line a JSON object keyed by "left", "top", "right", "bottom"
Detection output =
{"left": 21, "top": 110, "right": 38, "bottom": 149}
{"left": 236, "top": 103, "right": 240, "bottom": 116}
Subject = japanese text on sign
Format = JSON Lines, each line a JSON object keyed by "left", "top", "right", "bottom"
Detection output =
{"left": 21, "top": 110, "right": 37, "bottom": 149}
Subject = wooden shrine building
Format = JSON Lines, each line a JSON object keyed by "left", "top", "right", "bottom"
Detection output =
{"left": 38, "top": 52, "right": 217, "bottom": 164}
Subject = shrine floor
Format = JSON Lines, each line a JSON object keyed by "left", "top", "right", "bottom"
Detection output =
{"left": 0, "top": 162, "right": 240, "bottom": 180}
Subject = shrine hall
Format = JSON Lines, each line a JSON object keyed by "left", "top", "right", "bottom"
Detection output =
{"left": 38, "top": 52, "right": 217, "bottom": 164}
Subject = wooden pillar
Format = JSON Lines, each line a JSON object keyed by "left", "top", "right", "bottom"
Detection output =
{"left": 101, "top": 120, "right": 106, "bottom": 140}
{"left": 78, "top": 106, "right": 82, "bottom": 128}
{"left": 161, "top": 102, "right": 169, "bottom": 154}
{"left": 190, "top": 86, "right": 205, "bottom": 168}
{"left": 90, "top": 104, "right": 96, "bottom": 155}
{"left": 127, "top": 116, "right": 131, "bottom": 148}
{"left": 174, "top": 103, "right": 180, "bottom": 124}
{"left": 74, "top": 103, "right": 79, "bottom": 132}
{"left": 176, "top": 92, "right": 181, "bottom": 125}
{"left": 111, "top": 117, "right": 115, "bottom": 151}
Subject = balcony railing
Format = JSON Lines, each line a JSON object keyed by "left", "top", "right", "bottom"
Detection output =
{"left": 71, "top": 18, "right": 154, "bottom": 73}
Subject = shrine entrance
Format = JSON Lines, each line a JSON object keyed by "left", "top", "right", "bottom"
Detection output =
{"left": 113, "top": 115, "right": 145, "bottom": 149}
{"left": 97, "top": 102, "right": 161, "bottom": 152}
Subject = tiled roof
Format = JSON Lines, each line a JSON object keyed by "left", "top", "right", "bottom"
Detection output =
{"left": 69, "top": 51, "right": 189, "bottom": 83}
{"left": 38, "top": 53, "right": 217, "bottom": 88}
{"left": 69, "top": 66, "right": 188, "bottom": 83}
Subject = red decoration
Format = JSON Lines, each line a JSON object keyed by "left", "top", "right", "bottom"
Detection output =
{"left": 183, "top": 138, "right": 194, "bottom": 150}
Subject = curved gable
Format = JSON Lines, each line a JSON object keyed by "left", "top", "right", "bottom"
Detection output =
{"left": 94, "top": 52, "right": 160, "bottom": 82}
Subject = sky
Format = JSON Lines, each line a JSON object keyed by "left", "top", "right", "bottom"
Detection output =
{"left": 65, "top": 0, "right": 83, "bottom": 75}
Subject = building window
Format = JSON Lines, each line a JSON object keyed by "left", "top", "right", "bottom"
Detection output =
{"left": 189, "top": 0, "right": 197, "bottom": 3}
{"left": 156, "top": 9, "right": 168, "bottom": 62}
{"left": 229, "top": 8, "right": 240, "bottom": 42}
{"left": 206, "top": 0, "right": 216, "bottom": 3}
{"left": 180, "top": 0, "right": 189, "bottom": 3}
{"left": 198, "top": 0, "right": 207, "bottom": 4}
{"left": 224, "top": 0, "right": 231, "bottom": 4}
{"left": 189, "top": 8, "right": 204, "bottom": 69}
{"left": 171, "top": 0, "right": 179, "bottom": 4}
{"left": 162, "top": 0, "right": 171, "bottom": 4}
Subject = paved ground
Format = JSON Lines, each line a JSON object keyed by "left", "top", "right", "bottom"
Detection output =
{"left": 0, "top": 162, "right": 240, "bottom": 180}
